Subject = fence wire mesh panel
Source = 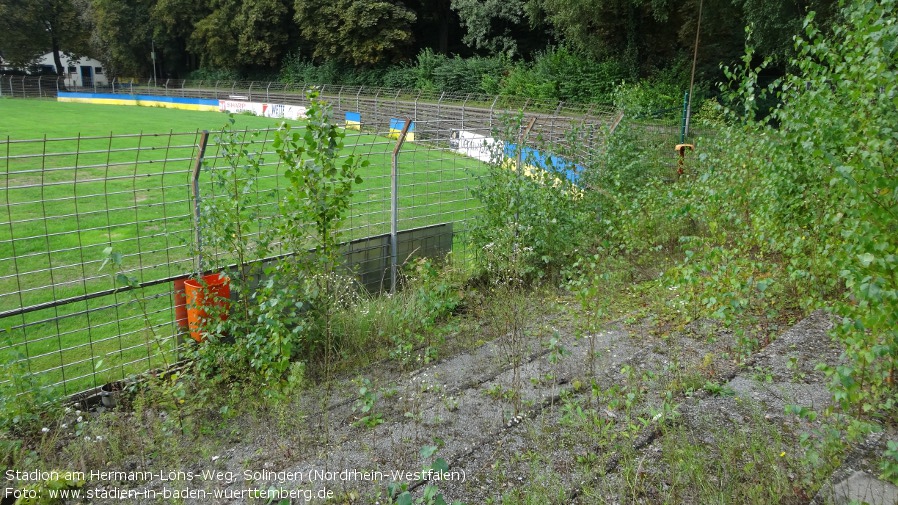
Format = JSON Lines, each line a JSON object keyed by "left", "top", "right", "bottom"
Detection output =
{"left": 1, "top": 132, "right": 204, "bottom": 398}
{"left": 1, "top": 84, "right": 626, "bottom": 400}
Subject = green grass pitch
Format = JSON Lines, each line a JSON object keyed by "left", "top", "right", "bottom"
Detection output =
{"left": 1, "top": 99, "right": 486, "bottom": 396}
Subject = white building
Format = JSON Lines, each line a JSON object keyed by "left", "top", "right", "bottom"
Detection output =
{"left": 32, "top": 52, "right": 109, "bottom": 87}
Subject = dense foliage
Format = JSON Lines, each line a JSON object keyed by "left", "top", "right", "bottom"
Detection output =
{"left": 194, "top": 92, "right": 368, "bottom": 388}
{"left": 583, "top": 0, "right": 896, "bottom": 440}
{"left": 470, "top": 115, "right": 590, "bottom": 281}
{"left": 461, "top": 0, "right": 895, "bottom": 470}
{"left": 1, "top": 0, "right": 837, "bottom": 94}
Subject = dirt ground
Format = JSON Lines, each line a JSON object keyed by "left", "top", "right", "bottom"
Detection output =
{"left": 79, "top": 298, "right": 896, "bottom": 505}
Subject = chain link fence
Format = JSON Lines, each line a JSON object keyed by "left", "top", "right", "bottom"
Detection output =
{"left": 1, "top": 82, "right": 624, "bottom": 401}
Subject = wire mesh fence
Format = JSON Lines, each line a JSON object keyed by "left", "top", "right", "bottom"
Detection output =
{"left": 1, "top": 87, "right": 626, "bottom": 401}
{"left": 1, "top": 74, "right": 616, "bottom": 116}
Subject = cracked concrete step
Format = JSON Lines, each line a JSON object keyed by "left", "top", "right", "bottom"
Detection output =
{"left": 816, "top": 470, "right": 898, "bottom": 505}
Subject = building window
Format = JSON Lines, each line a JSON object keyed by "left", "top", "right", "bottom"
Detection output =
{"left": 95, "top": 67, "right": 103, "bottom": 75}
{"left": 68, "top": 66, "right": 76, "bottom": 74}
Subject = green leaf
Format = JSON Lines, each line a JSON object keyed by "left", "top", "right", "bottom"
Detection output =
{"left": 420, "top": 445, "right": 438, "bottom": 459}
{"left": 432, "top": 458, "right": 450, "bottom": 474}
{"left": 859, "top": 252, "right": 875, "bottom": 267}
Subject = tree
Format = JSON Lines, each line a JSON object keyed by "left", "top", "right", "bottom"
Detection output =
{"left": 294, "top": 0, "right": 416, "bottom": 66}
{"left": 734, "top": 0, "right": 839, "bottom": 65}
{"left": 451, "top": 0, "right": 529, "bottom": 56}
{"left": 0, "top": 0, "right": 89, "bottom": 74}
{"left": 152, "top": 0, "right": 209, "bottom": 75}
{"left": 234, "top": 0, "right": 295, "bottom": 68}
{"left": 190, "top": 0, "right": 240, "bottom": 69}
{"left": 186, "top": 0, "right": 295, "bottom": 71}
{"left": 408, "top": 0, "right": 457, "bottom": 54}
{"left": 76, "top": 0, "right": 154, "bottom": 77}
{"left": 532, "top": 0, "right": 681, "bottom": 75}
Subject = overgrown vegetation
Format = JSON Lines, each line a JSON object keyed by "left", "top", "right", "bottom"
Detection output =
{"left": 1, "top": 1, "right": 895, "bottom": 501}
{"left": 279, "top": 47, "right": 687, "bottom": 112}
{"left": 587, "top": 0, "right": 898, "bottom": 480}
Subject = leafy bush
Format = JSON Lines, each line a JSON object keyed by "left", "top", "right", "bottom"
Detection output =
{"left": 470, "top": 115, "right": 590, "bottom": 281}
{"left": 657, "top": 1, "right": 898, "bottom": 417}
{"left": 499, "top": 47, "right": 626, "bottom": 103}
{"left": 573, "top": 116, "right": 688, "bottom": 257}
{"left": 380, "top": 63, "right": 419, "bottom": 90}
{"left": 612, "top": 60, "right": 691, "bottom": 119}
{"left": 186, "top": 67, "right": 243, "bottom": 82}
{"left": 194, "top": 91, "right": 366, "bottom": 388}
{"left": 277, "top": 47, "right": 630, "bottom": 103}
{"left": 589, "top": 1, "right": 898, "bottom": 429}
{"left": 413, "top": 49, "right": 511, "bottom": 94}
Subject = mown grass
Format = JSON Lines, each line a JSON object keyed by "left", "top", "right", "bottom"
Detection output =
{"left": 1, "top": 99, "right": 486, "bottom": 396}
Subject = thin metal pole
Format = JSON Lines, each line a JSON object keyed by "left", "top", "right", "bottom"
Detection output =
{"left": 375, "top": 89, "right": 380, "bottom": 126}
{"left": 680, "top": 92, "right": 689, "bottom": 144}
{"left": 151, "top": 39, "right": 157, "bottom": 87}
{"left": 685, "top": 0, "right": 703, "bottom": 139}
{"left": 390, "top": 118, "right": 413, "bottom": 294}
{"left": 514, "top": 118, "right": 537, "bottom": 236}
{"left": 462, "top": 93, "right": 469, "bottom": 131}
{"left": 192, "top": 131, "right": 209, "bottom": 275}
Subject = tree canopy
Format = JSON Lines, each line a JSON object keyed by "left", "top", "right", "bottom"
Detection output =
{"left": 0, "top": 0, "right": 839, "bottom": 84}
{"left": 0, "top": 0, "right": 90, "bottom": 74}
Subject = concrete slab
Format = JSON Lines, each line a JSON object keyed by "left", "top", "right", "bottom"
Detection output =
{"left": 820, "top": 470, "right": 898, "bottom": 505}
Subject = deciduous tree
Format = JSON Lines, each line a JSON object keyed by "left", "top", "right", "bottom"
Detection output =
{"left": 450, "top": 0, "right": 529, "bottom": 56}
{"left": 0, "top": 0, "right": 89, "bottom": 74}
{"left": 294, "top": 0, "right": 416, "bottom": 66}
{"left": 76, "top": 0, "right": 154, "bottom": 77}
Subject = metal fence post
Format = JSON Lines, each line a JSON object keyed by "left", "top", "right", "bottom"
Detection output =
{"left": 390, "top": 119, "right": 413, "bottom": 294}
{"left": 414, "top": 91, "right": 420, "bottom": 122}
{"left": 462, "top": 93, "right": 471, "bottom": 131}
{"left": 192, "top": 131, "right": 210, "bottom": 275}
{"left": 374, "top": 89, "right": 380, "bottom": 126}
{"left": 514, "top": 118, "right": 537, "bottom": 234}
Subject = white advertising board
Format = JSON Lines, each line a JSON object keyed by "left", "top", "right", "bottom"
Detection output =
{"left": 449, "top": 130, "right": 502, "bottom": 163}
{"left": 218, "top": 100, "right": 308, "bottom": 120}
